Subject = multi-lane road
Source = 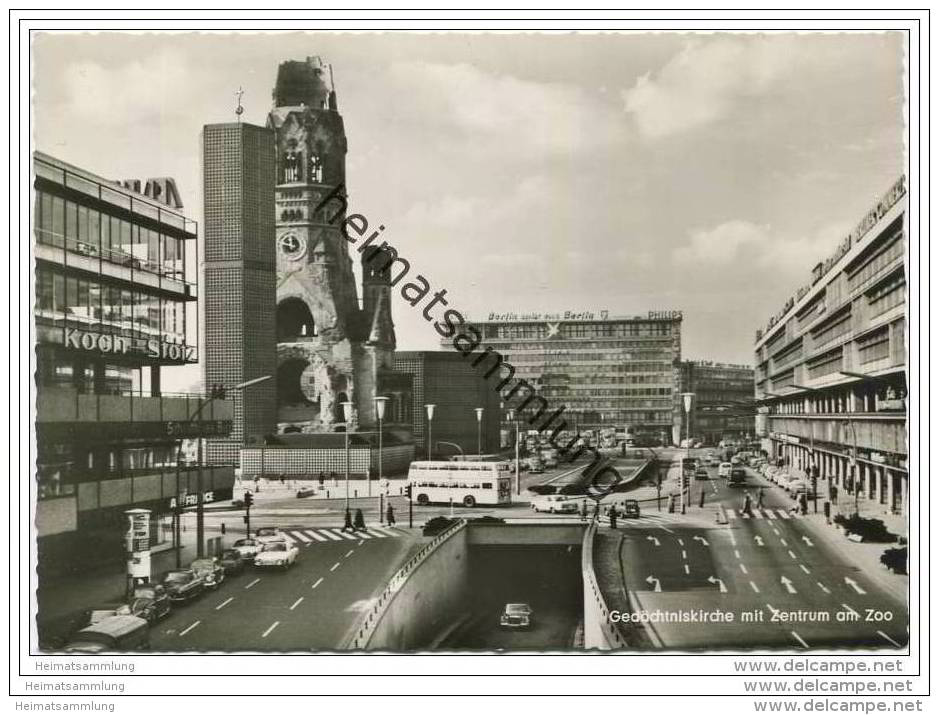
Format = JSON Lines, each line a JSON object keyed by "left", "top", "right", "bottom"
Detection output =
{"left": 614, "top": 457, "right": 908, "bottom": 650}
{"left": 149, "top": 525, "right": 418, "bottom": 650}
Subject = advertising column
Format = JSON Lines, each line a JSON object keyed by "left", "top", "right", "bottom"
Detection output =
{"left": 125, "top": 508, "right": 152, "bottom": 599}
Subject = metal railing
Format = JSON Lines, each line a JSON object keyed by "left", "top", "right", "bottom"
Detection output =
{"left": 581, "top": 521, "right": 630, "bottom": 649}
{"left": 346, "top": 519, "right": 467, "bottom": 650}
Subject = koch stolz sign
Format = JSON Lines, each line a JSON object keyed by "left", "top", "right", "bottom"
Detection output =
{"left": 63, "top": 328, "right": 196, "bottom": 362}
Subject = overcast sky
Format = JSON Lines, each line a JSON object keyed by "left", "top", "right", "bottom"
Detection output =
{"left": 32, "top": 32, "right": 906, "bottom": 389}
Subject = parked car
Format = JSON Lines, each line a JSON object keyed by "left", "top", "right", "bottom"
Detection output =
{"left": 530, "top": 494, "right": 578, "bottom": 514}
{"left": 190, "top": 558, "right": 225, "bottom": 590}
{"left": 63, "top": 615, "right": 149, "bottom": 653}
{"left": 83, "top": 604, "right": 128, "bottom": 628}
{"left": 718, "top": 462, "right": 733, "bottom": 478}
{"left": 500, "top": 603, "right": 533, "bottom": 629}
{"left": 160, "top": 569, "right": 205, "bottom": 602}
{"left": 128, "top": 584, "right": 172, "bottom": 623}
{"left": 622, "top": 499, "right": 640, "bottom": 518}
{"left": 231, "top": 538, "right": 262, "bottom": 561}
{"left": 254, "top": 540, "right": 299, "bottom": 570}
{"left": 218, "top": 549, "right": 246, "bottom": 576}
{"left": 786, "top": 479, "right": 811, "bottom": 498}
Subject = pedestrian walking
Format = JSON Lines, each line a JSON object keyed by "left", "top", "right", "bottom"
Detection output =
{"left": 580, "top": 500, "right": 588, "bottom": 522}
{"left": 609, "top": 506, "right": 618, "bottom": 530}
{"left": 353, "top": 508, "right": 366, "bottom": 531}
{"left": 743, "top": 492, "right": 753, "bottom": 517}
{"left": 799, "top": 492, "right": 808, "bottom": 516}
{"left": 342, "top": 508, "right": 354, "bottom": 533}
{"left": 831, "top": 484, "right": 839, "bottom": 504}
{"left": 386, "top": 504, "right": 396, "bottom": 527}
{"left": 757, "top": 487, "right": 764, "bottom": 509}
{"left": 592, "top": 501, "right": 600, "bottom": 522}
{"left": 318, "top": 471, "right": 325, "bottom": 487}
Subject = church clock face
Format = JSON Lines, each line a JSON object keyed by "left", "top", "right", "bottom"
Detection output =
{"left": 278, "top": 232, "right": 306, "bottom": 261}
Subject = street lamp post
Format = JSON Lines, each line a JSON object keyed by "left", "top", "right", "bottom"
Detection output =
{"left": 194, "top": 375, "right": 272, "bottom": 558}
{"left": 842, "top": 419, "right": 860, "bottom": 516}
{"left": 374, "top": 396, "right": 388, "bottom": 501}
{"left": 507, "top": 408, "right": 520, "bottom": 496}
{"left": 342, "top": 401, "right": 354, "bottom": 511}
{"left": 680, "top": 392, "right": 695, "bottom": 510}
{"left": 425, "top": 404, "right": 435, "bottom": 461}
{"left": 475, "top": 407, "right": 484, "bottom": 458}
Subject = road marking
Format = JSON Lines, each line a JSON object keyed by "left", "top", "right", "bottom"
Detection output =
{"left": 683, "top": 564, "right": 690, "bottom": 575}
{"left": 707, "top": 576, "right": 728, "bottom": 593}
{"left": 726, "top": 510, "right": 737, "bottom": 520}
{"left": 752, "top": 510, "right": 763, "bottom": 520}
{"left": 764, "top": 510, "right": 776, "bottom": 520}
{"left": 312, "top": 577, "right": 324, "bottom": 590}
{"left": 355, "top": 531, "right": 373, "bottom": 539}
{"left": 681, "top": 550, "right": 687, "bottom": 559}
{"left": 370, "top": 526, "right": 397, "bottom": 536}
{"left": 215, "top": 597, "right": 234, "bottom": 611}
{"left": 845, "top": 577, "right": 867, "bottom": 595}
{"left": 304, "top": 530, "right": 328, "bottom": 542}
{"left": 734, "top": 550, "right": 741, "bottom": 559}
{"left": 366, "top": 529, "right": 390, "bottom": 538}
{"left": 779, "top": 537, "right": 787, "bottom": 546}
{"left": 878, "top": 630, "right": 902, "bottom": 648}
{"left": 262, "top": 621, "right": 280, "bottom": 638}
{"left": 754, "top": 535, "right": 764, "bottom": 546}
{"left": 645, "top": 575, "right": 662, "bottom": 592}
{"left": 777, "top": 510, "right": 790, "bottom": 520}
{"left": 245, "top": 578, "right": 260, "bottom": 590}
{"left": 358, "top": 539, "right": 364, "bottom": 545}
{"left": 802, "top": 535, "right": 814, "bottom": 547}
{"left": 791, "top": 631, "right": 809, "bottom": 649}
{"left": 817, "top": 582, "right": 831, "bottom": 594}
{"left": 749, "top": 581, "right": 760, "bottom": 593}
{"left": 179, "top": 620, "right": 201, "bottom": 636}
{"left": 739, "top": 563, "right": 748, "bottom": 574}
{"left": 292, "top": 530, "right": 312, "bottom": 543}
{"left": 345, "top": 549, "right": 354, "bottom": 558}
{"left": 647, "top": 535, "right": 661, "bottom": 547}
{"left": 280, "top": 532, "right": 298, "bottom": 545}
{"left": 781, "top": 576, "right": 797, "bottom": 594}
{"left": 788, "top": 550, "right": 797, "bottom": 559}
{"left": 321, "top": 530, "right": 344, "bottom": 541}
{"left": 800, "top": 564, "right": 810, "bottom": 574}
{"left": 289, "top": 597, "right": 304, "bottom": 611}
{"left": 841, "top": 603, "right": 860, "bottom": 619}
{"left": 771, "top": 528, "right": 780, "bottom": 536}
{"left": 693, "top": 535, "right": 709, "bottom": 546}
{"left": 330, "top": 562, "right": 341, "bottom": 572}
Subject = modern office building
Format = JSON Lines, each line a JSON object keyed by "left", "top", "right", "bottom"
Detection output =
{"left": 33, "top": 151, "right": 233, "bottom": 570}
{"left": 394, "top": 351, "right": 501, "bottom": 458}
{"left": 679, "top": 360, "right": 755, "bottom": 445}
{"left": 202, "top": 122, "right": 279, "bottom": 464}
{"left": 453, "top": 311, "right": 684, "bottom": 444}
{"left": 753, "top": 176, "right": 908, "bottom": 517}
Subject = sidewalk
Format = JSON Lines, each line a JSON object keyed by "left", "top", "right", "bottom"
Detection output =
{"left": 232, "top": 477, "right": 406, "bottom": 504}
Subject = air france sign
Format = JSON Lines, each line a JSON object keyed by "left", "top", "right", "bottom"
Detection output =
{"left": 63, "top": 328, "right": 196, "bottom": 362}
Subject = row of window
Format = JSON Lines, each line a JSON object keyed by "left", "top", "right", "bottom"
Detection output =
{"left": 36, "top": 268, "right": 187, "bottom": 343}
{"left": 857, "top": 328, "right": 891, "bottom": 365}
{"left": 848, "top": 233, "right": 904, "bottom": 295}
{"left": 867, "top": 273, "right": 906, "bottom": 319}
{"left": 807, "top": 348, "right": 844, "bottom": 380}
{"left": 811, "top": 310, "right": 853, "bottom": 350}
{"left": 35, "top": 190, "right": 188, "bottom": 282}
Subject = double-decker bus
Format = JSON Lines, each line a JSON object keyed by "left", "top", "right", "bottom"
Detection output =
{"left": 406, "top": 461, "right": 513, "bottom": 508}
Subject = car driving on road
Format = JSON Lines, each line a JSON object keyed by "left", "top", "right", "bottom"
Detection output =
{"left": 231, "top": 538, "right": 262, "bottom": 560}
{"left": 160, "top": 569, "right": 205, "bottom": 602}
{"left": 530, "top": 494, "right": 578, "bottom": 514}
{"left": 500, "top": 603, "right": 533, "bottom": 629}
{"left": 254, "top": 540, "right": 299, "bottom": 570}
{"left": 190, "top": 558, "right": 225, "bottom": 590}
{"left": 718, "top": 462, "right": 732, "bottom": 478}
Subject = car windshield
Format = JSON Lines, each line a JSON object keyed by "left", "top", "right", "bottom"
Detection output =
{"left": 506, "top": 604, "right": 530, "bottom": 614}
{"left": 164, "top": 572, "right": 191, "bottom": 583}
{"left": 264, "top": 543, "right": 287, "bottom": 552}
{"left": 257, "top": 528, "right": 277, "bottom": 535}
{"left": 221, "top": 550, "right": 240, "bottom": 559}
{"left": 134, "top": 586, "right": 157, "bottom": 599}
{"left": 233, "top": 539, "right": 257, "bottom": 547}
{"left": 190, "top": 560, "right": 214, "bottom": 570}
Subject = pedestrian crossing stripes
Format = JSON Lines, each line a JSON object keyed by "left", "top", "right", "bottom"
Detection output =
{"left": 277, "top": 526, "right": 402, "bottom": 546}
{"left": 726, "top": 508, "right": 802, "bottom": 520}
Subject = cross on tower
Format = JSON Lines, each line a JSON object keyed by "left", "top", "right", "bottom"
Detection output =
{"left": 235, "top": 86, "right": 245, "bottom": 121}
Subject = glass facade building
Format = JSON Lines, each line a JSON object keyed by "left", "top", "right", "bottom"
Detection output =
{"left": 453, "top": 313, "right": 683, "bottom": 442}
{"left": 679, "top": 361, "right": 755, "bottom": 445}
{"left": 753, "top": 176, "right": 908, "bottom": 517}
{"left": 33, "top": 151, "right": 233, "bottom": 571}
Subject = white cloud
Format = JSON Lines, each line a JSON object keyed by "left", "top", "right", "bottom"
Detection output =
{"left": 62, "top": 48, "right": 198, "bottom": 126}
{"left": 386, "top": 61, "right": 626, "bottom": 155}
{"left": 623, "top": 36, "right": 797, "bottom": 139}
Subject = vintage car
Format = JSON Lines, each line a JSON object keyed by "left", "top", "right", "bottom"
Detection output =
{"left": 499, "top": 603, "right": 533, "bottom": 629}
{"left": 63, "top": 615, "right": 149, "bottom": 653}
{"left": 190, "top": 558, "right": 225, "bottom": 590}
{"left": 231, "top": 538, "right": 262, "bottom": 560}
{"left": 622, "top": 499, "right": 641, "bottom": 518}
{"left": 530, "top": 494, "right": 578, "bottom": 514}
{"left": 160, "top": 569, "right": 205, "bottom": 602}
{"left": 253, "top": 540, "right": 299, "bottom": 569}
{"left": 128, "top": 584, "right": 172, "bottom": 623}
{"left": 218, "top": 548, "right": 246, "bottom": 576}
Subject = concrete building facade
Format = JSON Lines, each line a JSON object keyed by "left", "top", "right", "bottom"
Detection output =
{"left": 753, "top": 176, "right": 908, "bottom": 517}
{"left": 202, "top": 122, "right": 279, "bottom": 464}
{"left": 679, "top": 361, "right": 755, "bottom": 445}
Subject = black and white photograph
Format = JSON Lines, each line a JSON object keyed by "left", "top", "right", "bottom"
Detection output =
{"left": 10, "top": 8, "right": 928, "bottom": 709}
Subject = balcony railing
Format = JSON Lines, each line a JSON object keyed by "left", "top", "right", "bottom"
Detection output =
{"left": 36, "top": 388, "right": 233, "bottom": 427}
